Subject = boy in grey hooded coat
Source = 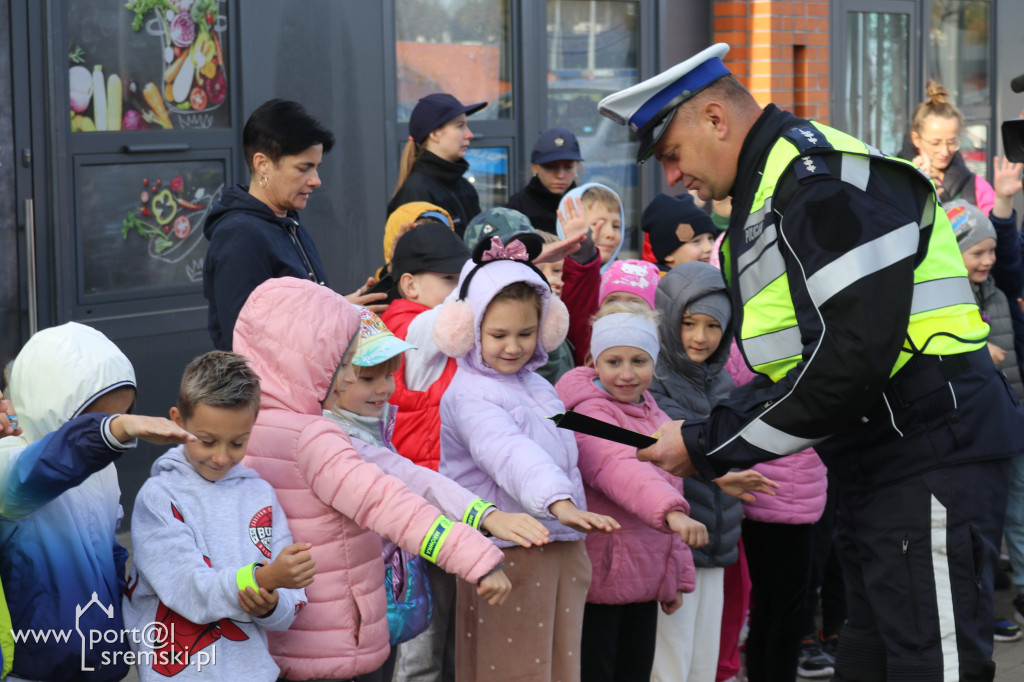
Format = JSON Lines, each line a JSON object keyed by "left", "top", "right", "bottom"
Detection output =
{"left": 649, "top": 261, "right": 743, "bottom": 681}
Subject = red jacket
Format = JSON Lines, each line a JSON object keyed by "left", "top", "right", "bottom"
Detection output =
{"left": 381, "top": 299, "right": 458, "bottom": 471}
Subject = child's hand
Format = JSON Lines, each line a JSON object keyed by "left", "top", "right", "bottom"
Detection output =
{"left": 993, "top": 156, "right": 1023, "bottom": 200}
{"left": 549, "top": 499, "right": 620, "bottom": 534}
{"left": 477, "top": 567, "right": 512, "bottom": 607}
{"left": 988, "top": 342, "right": 1007, "bottom": 366}
{"left": 557, "top": 197, "right": 588, "bottom": 240}
{"left": 238, "top": 585, "right": 279, "bottom": 618}
{"left": 110, "top": 415, "right": 196, "bottom": 446}
{"left": 0, "top": 390, "right": 22, "bottom": 437}
{"left": 256, "top": 542, "right": 316, "bottom": 591}
{"left": 535, "top": 232, "right": 585, "bottom": 264}
{"left": 480, "top": 510, "right": 550, "bottom": 548}
{"left": 346, "top": 276, "right": 389, "bottom": 314}
{"left": 713, "top": 469, "right": 779, "bottom": 502}
{"left": 661, "top": 591, "right": 683, "bottom": 615}
{"left": 666, "top": 510, "right": 708, "bottom": 548}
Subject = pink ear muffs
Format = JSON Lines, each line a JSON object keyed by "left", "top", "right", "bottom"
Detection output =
{"left": 433, "top": 288, "right": 570, "bottom": 359}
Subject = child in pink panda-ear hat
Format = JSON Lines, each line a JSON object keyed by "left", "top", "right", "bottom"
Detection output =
{"left": 432, "top": 232, "right": 621, "bottom": 682}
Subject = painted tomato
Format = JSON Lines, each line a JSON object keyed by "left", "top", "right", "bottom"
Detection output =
{"left": 172, "top": 215, "right": 191, "bottom": 240}
{"left": 189, "top": 87, "right": 208, "bottom": 111}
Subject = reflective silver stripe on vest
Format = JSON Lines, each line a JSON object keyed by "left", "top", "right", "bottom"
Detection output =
{"left": 738, "top": 220, "right": 777, "bottom": 274}
{"left": 739, "top": 242, "right": 787, "bottom": 305}
{"left": 841, "top": 154, "right": 870, "bottom": 193}
{"left": 742, "top": 326, "right": 803, "bottom": 368}
{"left": 738, "top": 417, "right": 827, "bottom": 456}
{"left": 910, "top": 277, "right": 977, "bottom": 315}
{"left": 805, "top": 222, "right": 919, "bottom": 306}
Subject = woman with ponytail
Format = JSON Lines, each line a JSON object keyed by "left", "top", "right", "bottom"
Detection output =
{"left": 388, "top": 93, "right": 486, "bottom": 237}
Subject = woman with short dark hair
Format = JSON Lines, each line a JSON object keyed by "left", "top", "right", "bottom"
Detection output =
{"left": 203, "top": 99, "right": 379, "bottom": 350}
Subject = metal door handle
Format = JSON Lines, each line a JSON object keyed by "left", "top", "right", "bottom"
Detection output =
{"left": 24, "top": 198, "right": 37, "bottom": 336}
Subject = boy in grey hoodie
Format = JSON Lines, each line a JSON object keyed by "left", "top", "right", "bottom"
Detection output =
{"left": 123, "top": 351, "right": 314, "bottom": 681}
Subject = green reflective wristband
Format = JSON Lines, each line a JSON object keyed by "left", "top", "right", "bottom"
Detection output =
{"left": 419, "top": 515, "right": 454, "bottom": 564}
{"left": 462, "top": 498, "right": 496, "bottom": 530}
{"left": 236, "top": 562, "right": 264, "bottom": 592}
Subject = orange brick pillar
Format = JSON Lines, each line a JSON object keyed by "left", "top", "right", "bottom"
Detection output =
{"left": 713, "top": 0, "right": 831, "bottom": 124}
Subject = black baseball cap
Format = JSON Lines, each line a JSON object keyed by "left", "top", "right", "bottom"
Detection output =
{"left": 391, "top": 223, "right": 471, "bottom": 279}
{"left": 531, "top": 127, "right": 584, "bottom": 165}
{"left": 409, "top": 93, "right": 487, "bottom": 145}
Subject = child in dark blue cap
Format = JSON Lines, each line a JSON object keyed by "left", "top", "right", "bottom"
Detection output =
{"left": 389, "top": 93, "right": 487, "bottom": 236}
{"left": 507, "top": 127, "right": 585, "bottom": 234}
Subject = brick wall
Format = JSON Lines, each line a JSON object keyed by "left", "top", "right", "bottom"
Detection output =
{"left": 713, "top": 0, "right": 830, "bottom": 123}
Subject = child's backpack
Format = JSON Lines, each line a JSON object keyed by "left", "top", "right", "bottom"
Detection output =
{"left": 382, "top": 542, "right": 433, "bottom": 645}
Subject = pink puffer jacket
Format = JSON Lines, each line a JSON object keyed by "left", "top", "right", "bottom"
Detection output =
{"left": 234, "top": 278, "right": 504, "bottom": 681}
{"left": 725, "top": 342, "right": 827, "bottom": 524}
{"left": 556, "top": 367, "right": 696, "bottom": 604}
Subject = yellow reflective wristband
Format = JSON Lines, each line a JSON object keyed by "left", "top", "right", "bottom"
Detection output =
{"left": 462, "top": 498, "right": 496, "bottom": 530}
{"left": 419, "top": 515, "right": 454, "bottom": 564}
{"left": 236, "top": 562, "right": 264, "bottom": 592}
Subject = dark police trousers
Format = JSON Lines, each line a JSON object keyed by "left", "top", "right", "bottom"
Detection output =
{"left": 816, "top": 349, "right": 1024, "bottom": 682}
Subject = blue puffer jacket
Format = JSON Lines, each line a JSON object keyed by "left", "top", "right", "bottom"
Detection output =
{"left": 0, "top": 322, "right": 136, "bottom": 681}
{"left": 649, "top": 263, "right": 743, "bottom": 568}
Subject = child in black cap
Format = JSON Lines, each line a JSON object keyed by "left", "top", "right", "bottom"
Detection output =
{"left": 389, "top": 93, "right": 487, "bottom": 236}
{"left": 380, "top": 223, "right": 472, "bottom": 682}
{"left": 507, "top": 127, "right": 585, "bottom": 234}
{"left": 642, "top": 192, "right": 718, "bottom": 272}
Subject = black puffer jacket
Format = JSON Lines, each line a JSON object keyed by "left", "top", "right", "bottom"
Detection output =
{"left": 388, "top": 151, "right": 481, "bottom": 237}
{"left": 506, "top": 175, "right": 576, "bottom": 234}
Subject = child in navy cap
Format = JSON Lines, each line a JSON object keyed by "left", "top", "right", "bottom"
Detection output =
{"left": 389, "top": 93, "right": 487, "bottom": 236}
{"left": 642, "top": 193, "right": 718, "bottom": 272}
{"left": 507, "top": 127, "right": 585, "bottom": 234}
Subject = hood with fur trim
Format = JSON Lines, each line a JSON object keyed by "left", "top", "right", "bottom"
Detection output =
{"left": 556, "top": 181, "right": 625, "bottom": 273}
{"left": 433, "top": 257, "right": 568, "bottom": 378}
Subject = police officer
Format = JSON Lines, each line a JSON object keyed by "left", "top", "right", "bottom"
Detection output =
{"left": 602, "top": 44, "right": 1024, "bottom": 681}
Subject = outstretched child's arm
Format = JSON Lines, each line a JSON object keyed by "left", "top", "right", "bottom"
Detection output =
{"left": 109, "top": 414, "right": 195, "bottom": 445}
{"left": 548, "top": 499, "right": 619, "bottom": 534}
{"left": 713, "top": 469, "right": 779, "bottom": 502}
{"left": 0, "top": 413, "right": 191, "bottom": 519}
{"left": 666, "top": 510, "right": 708, "bottom": 548}
{"left": 476, "top": 566, "right": 512, "bottom": 606}
{"left": 479, "top": 510, "right": 550, "bottom": 548}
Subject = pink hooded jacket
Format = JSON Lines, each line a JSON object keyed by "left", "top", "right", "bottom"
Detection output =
{"left": 556, "top": 366, "right": 696, "bottom": 604}
{"left": 724, "top": 342, "right": 827, "bottom": 524}
{"left": 234, "top": 277, "right": 504, "bottom": 681}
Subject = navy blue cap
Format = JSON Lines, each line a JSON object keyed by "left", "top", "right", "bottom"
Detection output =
{"left": 531, "top": 127, "right": 584, "bottom": 165}
{"left": 598, "top": 44, "right": 731, "bottom": 164}
{"left": 409, "top": 93, "right": 487, "bottom": 145}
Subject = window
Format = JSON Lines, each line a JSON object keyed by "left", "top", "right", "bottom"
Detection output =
{"left": 395, "top": 0, "right": 512, "bottom": 121}
{"left": 546, "top": 1, "right": 640, "bottom": 252}
{"left": 845, "top": 11, "right": 911, "bottom": 155}
{"left": 930, "top": 0, "right": 990, "bottom": 109}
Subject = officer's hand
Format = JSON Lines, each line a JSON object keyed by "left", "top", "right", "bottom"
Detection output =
{"left": 637, "top": 421, "right": 695, "bottom": 478}
{"left": 988, "top": 342, "right": 1007, "bottom": 366}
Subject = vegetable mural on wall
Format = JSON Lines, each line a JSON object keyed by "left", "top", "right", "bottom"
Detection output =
{"left": 78, "top": 159, "right": 225, "bottom": 296}
{"left": 68, "top": 0, "right": 229, "bottom": 132}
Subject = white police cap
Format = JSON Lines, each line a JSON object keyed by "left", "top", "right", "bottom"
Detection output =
{"left": 598, "top": 43, "right": 731, "bottom": 164}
